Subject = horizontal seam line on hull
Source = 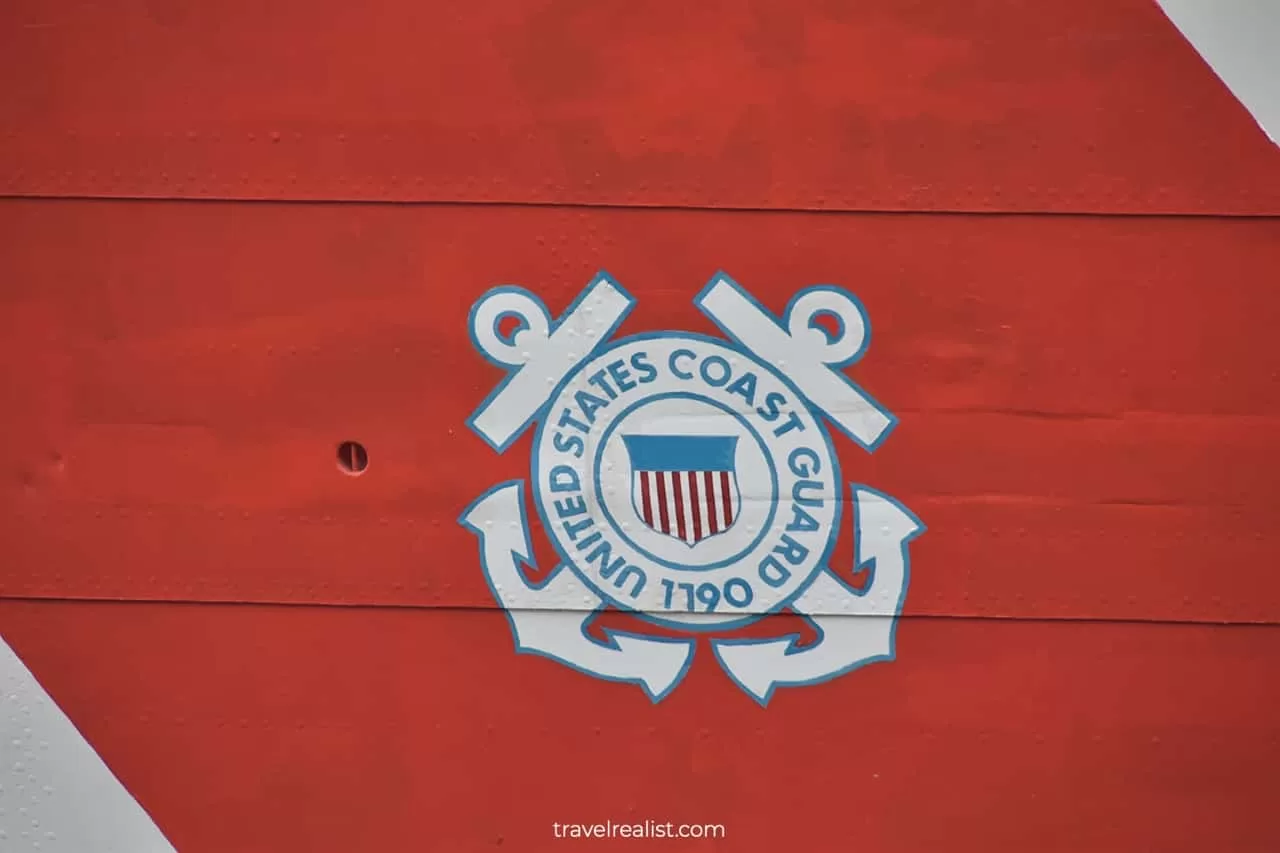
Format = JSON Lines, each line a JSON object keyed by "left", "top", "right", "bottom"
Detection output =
{"left": 0, "top": 192, "right": 1278, "bottom": 220}
{"left": 0, "top": 594, "right": 1275, "bottom": 627}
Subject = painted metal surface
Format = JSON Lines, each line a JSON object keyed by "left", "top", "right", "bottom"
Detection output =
{"left": 1, "top": 0, "right": 1279, "bottom": 850}
{"left": 1155, "top": 0, "right": 1280, "bottom": 142}
{"left": 0, "top": 638, "right": 176, "bottom": 852}
{"left": 3, "top": 203, "right": 1276, "bottom": 623}
{"left": 2, "top": 603, "right": 1278, "bottom": 851}
{"left": 1, "top": 0, "right": 1278, "bottom": 212}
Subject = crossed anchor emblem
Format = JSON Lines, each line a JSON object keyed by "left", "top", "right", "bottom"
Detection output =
{"left": 459, "top": 272, "right": 924, "bottom": 705}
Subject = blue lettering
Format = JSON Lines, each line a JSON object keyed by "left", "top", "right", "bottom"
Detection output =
{"left": 574, "top": 389, "right": 610, "bottom": 423}
{"left": 787, "top": 447, "right": 821, "bottom": 478}
{"left": 558, "top": 407, "right": 589, "bottom": 434}
{"left": 669, "top": 349, "right": 696, "bottom": 380}
{"left": 773, "top": 534, "right": 809, "bottom": 566}
{"left": 784, "top": 503, "right": 820, "bottom": 533}
{"left": 554, "top": 495, "right": 587, "bottom": 517}
{"left": 612, "top": 565, "right": 646, "bottom": 598}
{"left": 758, "top": 555, "right": 790, "bottom": 588}
{"left": 726, "top": 371, "right": 758, "bottom": 406}
{"left": 630, "top": 352, "right": 658, "bottom": 383}
{"left": 699, "top": 355, "right": 731, "bottom": 387}
{"left": 724, "top": 578, "right": 753, "bottom": 608}
{"left": 587, "top": 541, "right": 647, "bottom": 598}
{"left": 755, "top": 391, "right": 786, "bottom": 422}
{"left": 553, "top": 431, "right": 585, "bottom": 458}
{"left": 792, "top": 479, "right": 824, "bottom": 507}
{"left": 562, "top": 515, "right": 593, "bottom": 539}
{"left": 773, "top": 410, "right": 806, "bottom": 437}
{"left": 606, "top": 358, "right": 636, "bottom": 392}
{"left": 549, "top": 465, "right": 580, "bottom": 493}
{"left": 586, "top": 541, "right": 625, "bottom": 575}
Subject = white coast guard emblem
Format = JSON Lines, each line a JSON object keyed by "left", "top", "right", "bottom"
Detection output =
{"left": 459, "top": 272, "right": 924, "bottom": 705}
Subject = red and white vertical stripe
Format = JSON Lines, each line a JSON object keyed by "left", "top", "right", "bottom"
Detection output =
{"left": 635, "top": 471, "right": 737, "bottom": 545}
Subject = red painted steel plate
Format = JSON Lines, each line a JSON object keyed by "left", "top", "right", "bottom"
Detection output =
{"left": 2, "top": 200, "right": 1277, "bottom": 624}
{"left": 2, "top": 601, "right": 1278, "bottom": 852}
{"left": 1, "top": 0, "right": 1278, "bottom": 212}
{"left": 2, "top": 0, "right": 1280, "bottom": 850}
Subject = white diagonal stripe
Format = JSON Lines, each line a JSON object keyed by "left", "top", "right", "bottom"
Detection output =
{"left": 0, "top": 636, "right": 178, "bottom": 852}
{"left": 1156, "top": 0, "right": 1280, "bottom": 144}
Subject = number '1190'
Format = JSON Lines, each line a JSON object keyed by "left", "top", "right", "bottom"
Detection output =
{"left": 660, "top": 577, "right": 754, "bottom": 612}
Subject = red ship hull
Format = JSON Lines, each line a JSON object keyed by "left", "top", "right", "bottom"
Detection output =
{"left": 1, "top": 1, "right": 1278, "bottom": 850}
